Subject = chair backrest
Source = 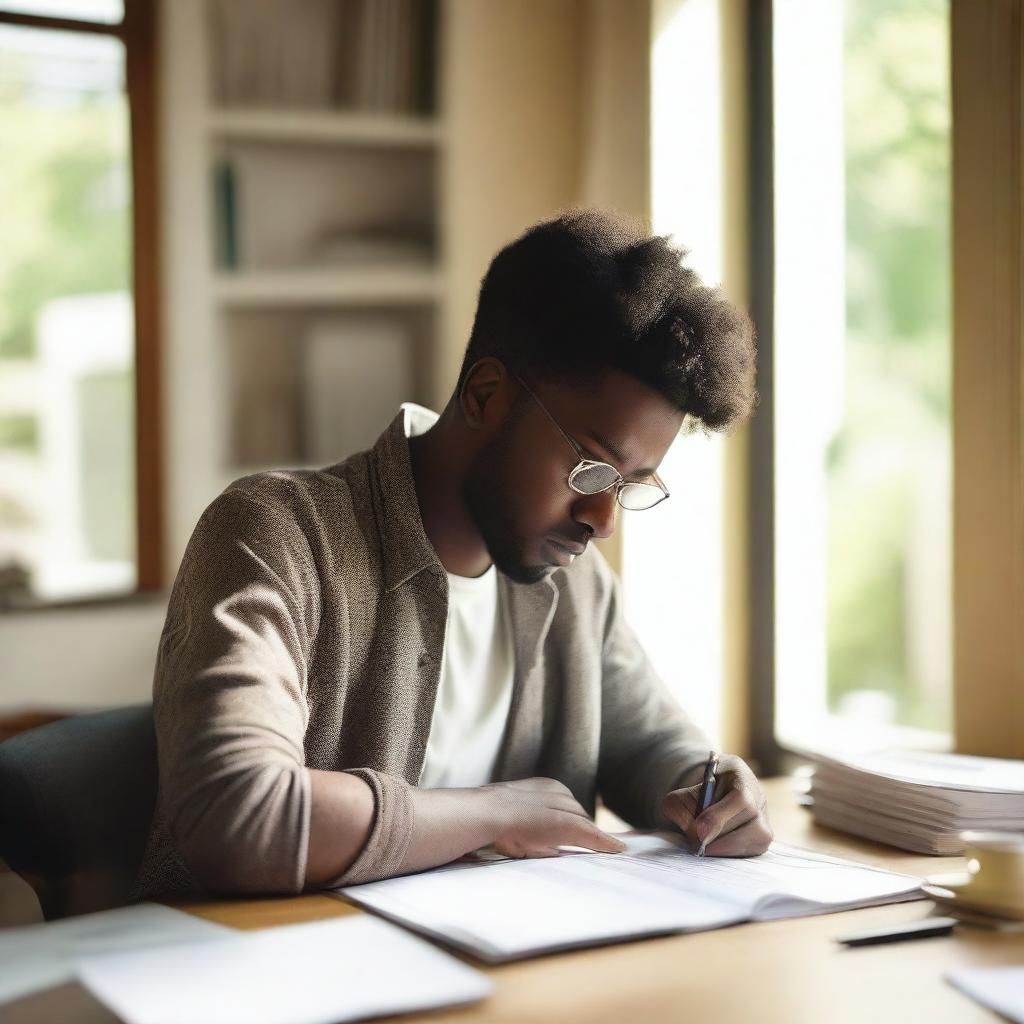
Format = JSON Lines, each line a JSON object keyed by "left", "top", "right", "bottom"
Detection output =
{"left": 0, "top": 704, "right": 157, "bottom": 920}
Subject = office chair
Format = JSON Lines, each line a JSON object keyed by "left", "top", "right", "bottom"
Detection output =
{"left": 0, "top": 704, "right": 158, "bottom": 921}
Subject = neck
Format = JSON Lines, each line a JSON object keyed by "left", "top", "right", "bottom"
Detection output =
{"left": 408, "top": 408, "right": 493, "bottom": 578}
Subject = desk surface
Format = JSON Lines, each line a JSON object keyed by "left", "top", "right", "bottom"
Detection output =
{"left": 179, "top": 776, "right": 1023, "bottom": 1024}
{"left": 9, "top": 777, "right": 1024, "bottom": 1024}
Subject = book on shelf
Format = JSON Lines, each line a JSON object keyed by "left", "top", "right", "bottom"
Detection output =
{"left": 229, "top": 331, "right": 301, "bottom": 467}
{"left": 308, "top": 226, "right": 434, "bottom": 267}
{"left": 212, "top": 159, "right": 238, "bottom": 270}
{"left": 301, "top": 316, "right": 414, "bottom": 463}
{"left": 211, "top": 0, "right": 436, "bottom": 115}
{"left": 213, "top": 0, "right": 339, "bottom": 108}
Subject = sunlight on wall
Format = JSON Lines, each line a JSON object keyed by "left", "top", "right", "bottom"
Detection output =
{"left": 622, "top": 0, "right": 725, "bottom": 746}
{"left": 772, "top": 0, "right": 844, "bottom": 746}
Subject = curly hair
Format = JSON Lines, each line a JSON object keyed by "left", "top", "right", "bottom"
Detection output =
{"left": 457, "top": 208, "right": 757, "bottom": 433}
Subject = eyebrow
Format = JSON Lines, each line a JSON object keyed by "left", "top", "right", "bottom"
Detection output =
{"left": 583, "top": 430, "right": 658, "bottom": 479}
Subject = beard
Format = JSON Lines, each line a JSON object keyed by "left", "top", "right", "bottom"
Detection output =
{"left": 462, "top": 421, "right": 550, "bottom": 586}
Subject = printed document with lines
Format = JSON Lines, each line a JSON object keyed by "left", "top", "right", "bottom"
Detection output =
{"left": 335, "top": 832, "right": 924, "bottom": 962}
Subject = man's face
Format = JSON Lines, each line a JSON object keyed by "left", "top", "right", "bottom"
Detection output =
{"left": 462, "top": 366, "right": 684, "bottom": 584}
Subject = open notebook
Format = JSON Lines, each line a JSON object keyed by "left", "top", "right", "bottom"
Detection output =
{"left": 334, "top": 832, "right": 925, "bottom": 963}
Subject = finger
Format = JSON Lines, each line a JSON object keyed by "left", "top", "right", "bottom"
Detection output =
{"left": 673, "top": 760, "right": 749, "bottom": 834}
{"left": 549, "top": 793, "right": 593, "bottom": 817}
{"left": 495, "top": 839, "right": 561, "bottom": 859}
{"left": 569, "top": 819, "right": 627, "bottom": 853}
{"left": 498, "top": 777, "right": 569, "bottom": 796}
{"left": 703, "top": 816, "right": 774, "bottom": 858}
{"left": 695, "top": 785, "right": 762, "bottom": 847}
{"left": 534, "top": 777, "right": 573, "bottom": 796}
{"left": 661, "top": 788, "right": 700, "bottom": 837}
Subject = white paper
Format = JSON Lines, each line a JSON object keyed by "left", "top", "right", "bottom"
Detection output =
{"left": 947, "top": 967, "right": 1024, "bottom": 1023}
{"left": 811, "top": 751, "right": 1024, "bottom": 854}
{"left": 338, "top": 833, "right": 924, "bottom": 962}
{"left": 0, "top": 902, "right": 231, "bottom": 1006}
{"left": 75, "top": 914, "right": 492, "bottom": 1024}
{"left": 817, "top": 750, "right": 1024, "bottom": 793}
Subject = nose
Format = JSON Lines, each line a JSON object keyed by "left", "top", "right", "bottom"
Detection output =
{"left": 572, "top": 488, "right": 618, "bottom": 541}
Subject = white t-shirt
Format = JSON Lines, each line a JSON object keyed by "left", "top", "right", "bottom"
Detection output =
{"left": 402, "top": 403, "right": 515, "bottom": 789}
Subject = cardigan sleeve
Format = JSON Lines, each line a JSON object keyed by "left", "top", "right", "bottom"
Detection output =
{"left": 152, "top": 486, "right": 322, "bottom": 895}
{"left": 595, "top": 562, "right": 712, "bottom": 829}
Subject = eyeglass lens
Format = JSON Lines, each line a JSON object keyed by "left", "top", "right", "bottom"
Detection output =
{"left": 569, "top": 463, "right": 665, "bottom": 510}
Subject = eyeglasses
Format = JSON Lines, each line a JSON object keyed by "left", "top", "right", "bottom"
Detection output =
{"left": 514, "top": 375, "right": 671, "bottom": 511}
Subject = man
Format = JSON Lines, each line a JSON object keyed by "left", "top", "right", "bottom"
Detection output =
{"left": 132, "top": 208, "right": 770, "bottom": 901}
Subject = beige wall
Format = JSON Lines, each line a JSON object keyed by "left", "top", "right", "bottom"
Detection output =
{"left": 580, "top": 0, "right": 653, "bottom": 576}
{"left": 718, "top": 0, "right": 753, "bottom": 760}
{"left": 0, "top": 599, "right": 166, "bottom": 712}
{"left": 438, "top": 0, "right": 584, "bottom": 406}
{"left": 441, "top": 0, "right": 654, "bottom": 575}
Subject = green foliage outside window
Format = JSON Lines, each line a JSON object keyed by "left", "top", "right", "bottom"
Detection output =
{"left": 0, "top": 43, "right": 129, "bottom": 361}
{"left": 826, "top": 0, "right": 951, "bottom": 730}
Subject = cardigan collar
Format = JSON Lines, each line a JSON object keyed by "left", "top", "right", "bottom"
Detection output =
{"left": 368, "top": 406, "right": 447, "bottom": 595}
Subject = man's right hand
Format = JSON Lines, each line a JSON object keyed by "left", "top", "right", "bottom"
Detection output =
{"left": 480, "top": 777, "right": 627, "bottom": 858}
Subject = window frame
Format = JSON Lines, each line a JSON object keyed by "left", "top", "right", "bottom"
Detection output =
{"left": 949, "top": 0, "right": 1024, "bottom": 760}
{"left": 0, "top": 0, "right": 164, "bottom": 605}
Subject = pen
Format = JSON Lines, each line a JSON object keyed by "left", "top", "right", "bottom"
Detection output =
{"left": 695, "top": 750, "right": 718, "bottom": 857}
{"left": 835, "top": 917, "right": 958, "bottom": 946}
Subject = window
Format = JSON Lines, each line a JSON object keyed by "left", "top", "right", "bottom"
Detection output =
{"left": 0, "top": 1, "right": 160, "bottom": 608}
{"left": 771, "top": 0, "right": 952, "bottom": 752}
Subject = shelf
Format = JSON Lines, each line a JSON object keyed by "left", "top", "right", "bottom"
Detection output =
{"left": 207, "top": 108, "right": 443, "bottom": 148}
{"left": 213, "top": 267, "right": 442, "bottom": 307}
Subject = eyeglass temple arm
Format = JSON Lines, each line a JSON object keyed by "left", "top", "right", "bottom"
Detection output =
{"left": 514, "top": 374, "right": 588, "bottom": 461}
{"left": 516, "top": 373, "right": 670, "bottom": 496}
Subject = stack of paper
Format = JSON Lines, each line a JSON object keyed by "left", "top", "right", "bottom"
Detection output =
{"left": 809, "top": 751, "right": 1024, "bottom": 854}
{"left": 336, "top": 832, "right": 924, "bottom": 963}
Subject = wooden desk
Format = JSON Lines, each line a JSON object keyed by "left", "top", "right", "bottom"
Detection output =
{"left": 8, "top": 777, "right": 1024, "bottom": 1023}
{"left": 185, "top": 776, "right": 1024, "bottom": 1023}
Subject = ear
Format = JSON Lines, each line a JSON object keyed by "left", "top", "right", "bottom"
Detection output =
{"left": 459, "top": 357, "right": 514, "bottom": 430}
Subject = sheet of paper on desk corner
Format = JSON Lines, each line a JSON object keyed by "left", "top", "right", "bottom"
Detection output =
{"left": 0, "top": 902, "right": 231, "bottom": 1006}
{"left": 73, "top": 915, "right": 492, "bottom": 1024}
{"left": 946, "top": 967, "right": 1024, "bottom": 1024}
{"left": 335, "top": 832, "right": 925, "bottom": 963}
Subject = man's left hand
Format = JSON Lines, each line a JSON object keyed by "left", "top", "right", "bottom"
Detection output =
{"left": 660, "top": 753, "right": 773, "bottom": 856}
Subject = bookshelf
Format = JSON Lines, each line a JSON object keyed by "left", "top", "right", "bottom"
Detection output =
{"left": 161, "top": 0, "right": 600, "bottom": 570}
{"left": 206, "top": 108, "right": 444, "bottom": 147}
{"left": 211, "top": 267, "right": 443, "bottom": 307}
{"left": 179, "top": 0, "right": 443, "bottom": 490}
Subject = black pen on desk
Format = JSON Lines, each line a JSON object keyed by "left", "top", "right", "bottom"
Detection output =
{"left": 695, "top": 750, "right": 719, "bottom": 857}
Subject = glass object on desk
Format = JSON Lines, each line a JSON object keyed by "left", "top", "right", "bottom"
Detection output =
{"left": 0, "top": 24, "right": 136, "bottom": 605}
